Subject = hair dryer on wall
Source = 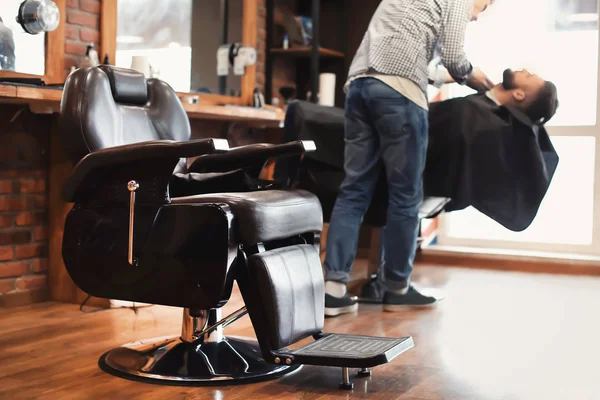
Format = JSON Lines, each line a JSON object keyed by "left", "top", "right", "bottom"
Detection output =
{"left": 16, "top": 0, "right": 60, "bottom": 35}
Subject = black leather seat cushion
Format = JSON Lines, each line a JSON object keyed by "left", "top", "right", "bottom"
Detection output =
{"left": 172, "top": 189, "right": 323, "bottom": 245}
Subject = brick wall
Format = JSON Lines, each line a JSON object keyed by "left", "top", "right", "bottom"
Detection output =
{"left": 0, "top": 107, "right": 51, "bottom": 307}
{"left": 0, "top": 1, "right": 101, "bottom": 307}
{"left": 63, "top": 0, "right": 102, "bottom": 79}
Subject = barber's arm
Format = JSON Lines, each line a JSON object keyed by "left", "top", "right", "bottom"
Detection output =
{"left": 438, "top": 0, "right": 493, "bottom": 91}
{"left": 428, "top": 58, "right": 455, "bottom": 87}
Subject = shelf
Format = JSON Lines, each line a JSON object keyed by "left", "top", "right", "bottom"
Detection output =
{"left": 270, "top": 46, "right": 344, "bottom": 59}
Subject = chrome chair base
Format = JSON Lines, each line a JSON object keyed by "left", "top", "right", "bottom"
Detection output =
{"left": 99, "top": 335, "right": 301, "bottom": 386}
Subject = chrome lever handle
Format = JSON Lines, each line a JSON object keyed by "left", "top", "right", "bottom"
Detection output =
{"left": 127, "top": 180, "right": 139, "bottom": 266}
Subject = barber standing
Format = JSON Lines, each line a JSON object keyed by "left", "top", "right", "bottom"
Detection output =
{"left": 323, "top": 0, "right": 495, "bottom": 316}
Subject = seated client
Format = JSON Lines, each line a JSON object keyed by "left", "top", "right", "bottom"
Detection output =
{"left": 272, "top": 68, "right": 560, "bottom": 315}
{"left": 425, "top": 68, "right": 559, "bottom": 232}
{"left": 357, "top": 68, "right": 560, "bottom": 307}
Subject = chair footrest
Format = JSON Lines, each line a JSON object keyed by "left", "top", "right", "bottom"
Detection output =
{"left": 285, "top": 334, "right": 414, "bottom": 368}
{"left": 419, "top": 196, "right": 451, "bottom": 219}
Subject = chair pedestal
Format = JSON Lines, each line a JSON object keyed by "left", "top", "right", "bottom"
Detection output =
{"left": 98, "top": 308, "right": 301, "bottom": 385}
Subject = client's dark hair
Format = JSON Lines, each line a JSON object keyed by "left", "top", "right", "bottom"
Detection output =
{"left": 525, "top": 81, "right": 559, "bottom": 125}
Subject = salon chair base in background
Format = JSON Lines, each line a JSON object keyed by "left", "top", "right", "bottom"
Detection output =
{"left": 98, "top": 308, "right": 301, "bottom": 385}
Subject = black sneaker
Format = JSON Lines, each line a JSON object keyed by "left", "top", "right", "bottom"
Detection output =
{"left": 325, "top": 293, "right": 359, "bottom": 317}
{"left": 359, "top": 274, "right": 384, "bottom": 304}
{"left": 382, "top": 285, "right": 440, "bottom": 311}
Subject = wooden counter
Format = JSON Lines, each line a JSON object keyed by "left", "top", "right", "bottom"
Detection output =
{"left": 184, "top": 103, "right": 284, "bottom": 127}
{"left": 0, "top": 84, "right": 285, "bottom": 127}
{"left": 0, "top": 83, "right": 284, "bottom": 307}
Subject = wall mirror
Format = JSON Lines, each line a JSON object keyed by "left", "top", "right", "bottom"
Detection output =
{"left": 114, "top": 0, "right": 250, "bottom": 99}
{"left": 0, "top": 0, "right": 47, "bottom": 75}
{"left": 0, "top": 0, "right": 64, "bottom": 84}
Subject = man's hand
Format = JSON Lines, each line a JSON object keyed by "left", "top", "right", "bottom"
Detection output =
{"left": 466, "top": 67, "right": 495, "bottom": 92}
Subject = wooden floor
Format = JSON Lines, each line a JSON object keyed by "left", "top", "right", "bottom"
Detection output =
{"left": 2, "top": 263, "right": 600, "bottom": 400}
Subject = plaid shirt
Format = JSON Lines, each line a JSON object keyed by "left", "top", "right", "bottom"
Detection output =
{"left": 348, "top": 0, "right": 474, "bottom": 95}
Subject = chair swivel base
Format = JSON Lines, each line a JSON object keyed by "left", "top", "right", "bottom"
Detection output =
{"left": 99, "top": 335, "right": 301, "bottom": 386}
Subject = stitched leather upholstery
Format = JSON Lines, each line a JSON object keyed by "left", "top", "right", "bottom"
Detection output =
{"left": 247, "top": 244, "right": 325, "bottom": 350}
{"left": 172, "top": 190, "right": 323, "bottom": 245}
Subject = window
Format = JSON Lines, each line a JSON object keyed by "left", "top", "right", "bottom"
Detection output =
{"left": 434, "top": 0, "right": 600, "bottom": 256}
{"left": 447, "top": 0, "right": 598, "bottom": 127}
{"left": 443, "top": 137, "right": 596, "bottom": 246}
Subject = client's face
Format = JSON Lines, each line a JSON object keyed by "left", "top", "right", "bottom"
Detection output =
{"left": 502, "top": 69, "right": 546, "bottom": 105}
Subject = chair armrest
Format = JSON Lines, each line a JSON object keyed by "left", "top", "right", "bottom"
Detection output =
{"left": 64, "top": 138, "right": 229, "bottom": 203}
{"left": 188, "top": 140, "right": 316, "bottom": 174}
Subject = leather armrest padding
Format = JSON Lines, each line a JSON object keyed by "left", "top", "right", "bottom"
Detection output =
{"left": 64, "top": 138, "right": 224, "bottom": 202}
{"left": 188, "top": 140, "right": 316, "bottom": 174}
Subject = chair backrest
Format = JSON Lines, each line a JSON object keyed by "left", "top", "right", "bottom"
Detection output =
{"left": 59, "top": 65, "right": 191, "bottom": 164}
{"left": 280, "top": 101, "right": 388, "bottom": 226}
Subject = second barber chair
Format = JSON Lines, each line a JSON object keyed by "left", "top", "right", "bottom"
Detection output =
{"left": 59, "top": 65, "right": 413, "bottom": 389}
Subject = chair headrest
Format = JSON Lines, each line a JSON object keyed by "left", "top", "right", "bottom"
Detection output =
{"left": 98, "top": 65, "right": 148, "bottom": 105}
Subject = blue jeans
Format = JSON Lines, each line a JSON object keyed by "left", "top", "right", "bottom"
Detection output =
{"left": 324, "top": 78, "right": 428, "bottom": 292}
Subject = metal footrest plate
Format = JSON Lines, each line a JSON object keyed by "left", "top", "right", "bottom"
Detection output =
{"left": 289, "top": 334, "right": 414, "bottom": 368}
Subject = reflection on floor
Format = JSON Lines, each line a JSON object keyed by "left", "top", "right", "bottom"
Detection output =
{"left": 2, "top": 260, "right": 600, "bottom": 400}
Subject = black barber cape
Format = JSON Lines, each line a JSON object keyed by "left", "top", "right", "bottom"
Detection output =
{"left": 424, "top": 93, "right": 559, "bottom": 231}
{"left": 281, "top": 97, "right": 558, "bottom": 232}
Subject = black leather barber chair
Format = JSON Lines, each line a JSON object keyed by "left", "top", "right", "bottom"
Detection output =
{"left": 273, "top": 101, "right": 450, "bottom": 302}
{"left": 59, "top": 66, "right": 413, "bottom": 389}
